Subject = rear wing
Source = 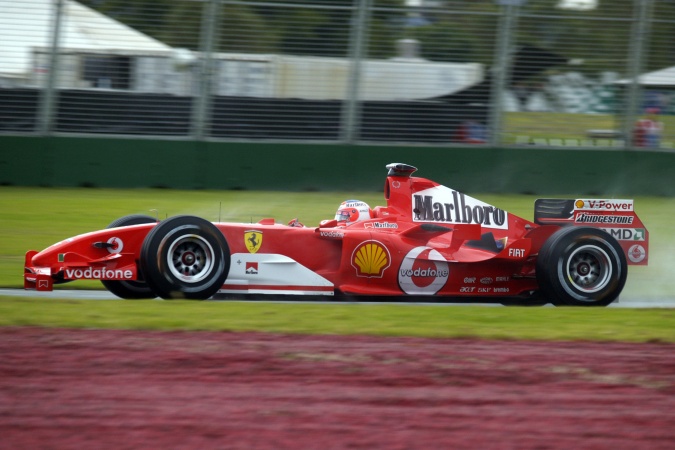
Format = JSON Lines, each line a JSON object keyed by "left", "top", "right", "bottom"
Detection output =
{"left": 534, "top": 199, "right": 649, "bottom": 265}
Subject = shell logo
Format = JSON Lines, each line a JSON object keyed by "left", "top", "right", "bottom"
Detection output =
{"left": 575, "top": 200, "right": 585, "bottom": 209}
{"left": 351, "top": 240, "right": 391, "bottom": 278}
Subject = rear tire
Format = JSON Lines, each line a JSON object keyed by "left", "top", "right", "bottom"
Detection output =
{"left": 101, "top": 214, "right": 157, "bottom": 299}
{"left": 139, "top": 216, "right": 230, "bottom": 300}
{"left": 536, "top": 227, "right": 626, "bottom": 307}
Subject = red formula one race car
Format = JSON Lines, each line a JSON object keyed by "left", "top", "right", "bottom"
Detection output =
{"left": 25, "top": 163, "right": 649, "bottom": 306}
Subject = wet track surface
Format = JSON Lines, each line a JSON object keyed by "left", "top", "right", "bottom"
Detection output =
{"left": 1, "top": 289, "right": 673, "bottom": 308}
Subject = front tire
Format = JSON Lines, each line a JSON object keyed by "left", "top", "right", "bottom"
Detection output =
{"left": 101, "top": 214, "right": 158, "bottom": 299}
{"left": 139, "top": 216, "right": 230, "bottom": 300}
{"left": 536, "top": 227, "right": 627, "bottom": 307}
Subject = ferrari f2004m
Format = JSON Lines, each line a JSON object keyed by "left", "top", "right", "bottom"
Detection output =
{"left": 25, "top": 163, "right": 649, "bottom": 306}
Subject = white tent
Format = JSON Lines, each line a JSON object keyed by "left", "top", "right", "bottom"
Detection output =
{"left": 0, "top": 0, "right": 172, "bottom": 83}
{"left": 616, "top": 66, "right": 675, "bottom": 87}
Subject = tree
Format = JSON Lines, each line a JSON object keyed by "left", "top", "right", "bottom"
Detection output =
{"left": 78, "top": 0, "right": 673, "bottom": 75}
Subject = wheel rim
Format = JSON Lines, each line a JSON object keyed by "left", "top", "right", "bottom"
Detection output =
{"left": 166, "top": 234, "right": 215, "bottom": 283}
{"left": 564, "top": 244, "right": 612, "bottom": 294}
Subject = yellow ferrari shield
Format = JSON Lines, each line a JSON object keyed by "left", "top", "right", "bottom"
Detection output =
{"left": 244, "top": 230, "right": 263, "bottom": 254}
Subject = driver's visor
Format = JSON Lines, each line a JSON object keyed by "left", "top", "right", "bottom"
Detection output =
{"left": 335, "top": 209, "right": 352, "bottom": 222}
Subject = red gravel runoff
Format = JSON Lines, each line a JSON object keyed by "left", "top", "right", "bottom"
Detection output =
{"left": 1, "top": 327, "right": 674, "bottom": 449}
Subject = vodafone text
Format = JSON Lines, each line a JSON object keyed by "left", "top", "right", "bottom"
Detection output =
{"left": 65, "top": 268, "right": 134, "bottom": 280}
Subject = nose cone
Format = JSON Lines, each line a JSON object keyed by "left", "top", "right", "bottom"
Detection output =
{"left": 30, "top": 228, "right": 103, "bottom": 267}
{"left": 30, "top": 237, "right": 74, "bottom": 267}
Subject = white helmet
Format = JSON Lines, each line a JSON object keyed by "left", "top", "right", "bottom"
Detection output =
{"left": 334, "top": 200, "right": 373, "bottom": 226}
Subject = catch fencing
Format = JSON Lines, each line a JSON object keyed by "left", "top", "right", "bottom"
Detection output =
{"left": 1, "top": 0, "right": 674, "bottom": 150}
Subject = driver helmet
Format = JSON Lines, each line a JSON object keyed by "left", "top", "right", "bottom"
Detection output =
{"left": 334, "top": 200, "right": 373, "bottom": 226}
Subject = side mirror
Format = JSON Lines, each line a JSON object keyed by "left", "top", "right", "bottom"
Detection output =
{"left": 319, "top": 219, "right": 338, "bottom": 228}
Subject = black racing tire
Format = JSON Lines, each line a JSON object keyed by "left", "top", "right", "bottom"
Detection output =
{"left": 536, "top": 227, "right": 627, "bottom": 307}
{"left": 139, "top": 215, "right": 230, "bottom": 300}
{"left": 101, "top": 214, "right": 158, "bottom": 299}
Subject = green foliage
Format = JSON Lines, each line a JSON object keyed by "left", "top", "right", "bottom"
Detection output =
{"left": 406, "top": 21, "right": 477, "bottom": 63}
{"left": 219, "top": 5, "right": 282, "bottom": 54}
{"left": 78, "top": 0, "right": 673, "bottom": 76}
{"left": 80, "top": 0, "right": 177, "bottom": 42}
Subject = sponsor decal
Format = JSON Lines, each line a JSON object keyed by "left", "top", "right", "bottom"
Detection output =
{"left": 628, "top": 244, "right": 646, "bottom": 263}
{"left": 319, "top": 230, "right": 345, "bottom": 239}
{"left": 575, "top": 199, "right": 634, "bottom": 212}
{"left": 496, "top": 276, "right": 509, "bottom": 282}
{"left": 392, "top": 181, "right": 401, "bottom": 189}
{"left": 575, "top": 213, "right": 634, "bottom": 225}
{"left": 364, "top": 222, "right": 398, "bottom": 229}
{"left": 245, "top": 262, "right": 258, "bottom": 275}
{"left": 244, "top": 230, "right": 263, "bottom": 253}
{"left": 480, "top": 277, "right": 493, "bottom": 285}
{"left": 398, "top": 247, "right": 450, "bottom": 295}
{"left": 461, "top": 284, "right": 509, "bottom": 294}
{"left": 412, "top": 186, "right": 507, "bottom": 229}
{"left": 464, "top": 277, "right": 476, "bottom": 284}
{"left": 65, "top": 268, "right": 133, "bottom": 280}
{"left": 508, "top": 248, "right": 526, "bottom": 258}
{"left": 351, "top": 241, "right": 391, "bottom": 278}
{"left": 343, "top": 200, "right": 369, "bottom": 209}
{"left": 106, "top": 237, "right": 123, "bottom": 254}
{"left": 600, "top": 228, "right": 646, "bottom": 241}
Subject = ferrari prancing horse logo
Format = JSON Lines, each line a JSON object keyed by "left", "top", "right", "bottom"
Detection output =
{"left": 245, "top": 230, "right": 263, "bottom": 253}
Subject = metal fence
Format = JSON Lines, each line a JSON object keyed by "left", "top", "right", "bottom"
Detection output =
{"left": 1, "top": 0, "right": 674, "bottom": 149}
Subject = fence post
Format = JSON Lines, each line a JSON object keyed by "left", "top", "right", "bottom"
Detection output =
{"left": 340, "top": 0, "right": 372, "bottom": 143}
{"left": 621, "top": 0, "right": 654, "bottom": 150}
{"left": 191, "top": 0, "right": 220, "bottom": 140}
{"left": 38, "top": 0, "right": 65, "bottom": 135}
{"left": 488, "top": 1, "right": 521, "bottom": 147}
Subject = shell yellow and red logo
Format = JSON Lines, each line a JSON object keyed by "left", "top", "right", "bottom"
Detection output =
{"left": 351, "top": 240, "right": 391, "bottom": 278}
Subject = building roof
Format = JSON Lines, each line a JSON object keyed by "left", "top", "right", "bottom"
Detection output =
{"left": 616, "top": 66, "right": 675, "bottom": 87}
{"left": 0, "top": 0, "right": 171, "bottom": 79}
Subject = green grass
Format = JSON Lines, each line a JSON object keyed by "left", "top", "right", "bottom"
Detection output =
{"left": 503, "top": 112, "right": 675, "bottom": 147}
{"left": 2, "top": 186, "right": 673, "bottom": 298}
{"left": 2, "top": 186, "right": 673, "bottom": 341}
{"left": 1, "top": 296, "right": 673, "bottom": 342}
